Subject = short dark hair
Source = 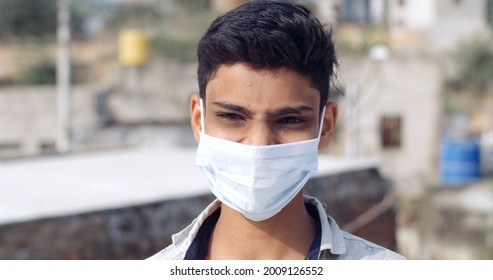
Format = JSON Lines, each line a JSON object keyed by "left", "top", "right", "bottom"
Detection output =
{"left": 197, "top": 0, "right": 338, "bottom": 109}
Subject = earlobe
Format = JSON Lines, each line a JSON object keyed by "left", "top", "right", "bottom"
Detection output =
{"left": 190, "top": 94, "right": 202, "bottom": 142}
{"left": 318, "top": 102, "right": 338, "bottom": 149}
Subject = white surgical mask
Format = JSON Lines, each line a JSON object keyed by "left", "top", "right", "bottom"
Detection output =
{"left": 196, "top": 99, "right": 325, "bottom": 221}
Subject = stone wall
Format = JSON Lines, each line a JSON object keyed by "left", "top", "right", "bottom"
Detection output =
{"left": 0, "top": 168, "right": 397, "bottom": 259}
{"left": 0, "top": 194, "right": 215, "bottom": 260}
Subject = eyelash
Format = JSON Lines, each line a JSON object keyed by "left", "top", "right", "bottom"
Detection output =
{"left": 278, "top": 116, "right": 307, "bottom": 124}
{"left": 216, "top": 112, "right": 307, "bottom": 126}
{"left": 216, "top": 112, "right": 245, "bottom": 121}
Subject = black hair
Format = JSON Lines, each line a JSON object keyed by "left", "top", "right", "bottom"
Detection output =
{"left": 197, "top": 0, "right": 338, "bottom": 110}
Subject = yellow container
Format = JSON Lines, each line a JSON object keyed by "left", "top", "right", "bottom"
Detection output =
{"left": 119, "top": 29, "right": 149, "bottom": 66}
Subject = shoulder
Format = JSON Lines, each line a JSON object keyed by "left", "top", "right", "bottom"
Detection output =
{"left": 303, "top": 195, "right": 406, "bottom": 260}
{"left": 339, "top": 231, "right": 406, "bottom": 260}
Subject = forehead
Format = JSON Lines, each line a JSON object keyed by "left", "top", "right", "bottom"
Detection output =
{"left": 205, "top": 63, "right": 320, "bottom": 109}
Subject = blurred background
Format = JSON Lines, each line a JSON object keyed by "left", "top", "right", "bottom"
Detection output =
{"left": 1, "top": 0, "right": 493, "bottom": 260}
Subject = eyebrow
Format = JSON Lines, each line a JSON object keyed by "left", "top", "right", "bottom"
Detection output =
{"left": 212, "top": 101, "right": 315, "bottom": 117}
{"left": 212, "top": 101, "right": 253, "bottom": 117}
{"left": 272, "top": 106, "right": 315, "bottom": 116}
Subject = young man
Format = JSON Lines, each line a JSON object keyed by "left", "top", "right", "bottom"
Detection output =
{"left": 149, "top": 0, "right": 405, "bottom": 260}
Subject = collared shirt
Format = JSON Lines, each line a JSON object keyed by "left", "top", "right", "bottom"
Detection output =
{"left": 182, "top": 203, "right": 322, "bottom": 260}
{"left": 147, "top": 196, "right": 406, "bottom": 260}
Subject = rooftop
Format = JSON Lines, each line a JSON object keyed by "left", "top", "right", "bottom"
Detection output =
{"left": 0, "top": 127, "right": 381, "bottom": 225}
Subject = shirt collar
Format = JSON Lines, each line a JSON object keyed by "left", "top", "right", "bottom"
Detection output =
{"left": 171, "top": 196, "right": 347, "bottom": 258}
{"left": 303, "top": 195, "right": 347, "bottom": 256}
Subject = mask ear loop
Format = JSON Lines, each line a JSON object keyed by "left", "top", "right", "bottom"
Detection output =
{"left": 317, "top": 105, "right": 326, "bottom": 140}
{"left": 200, "top": 98, "right": 205, "bottom": 133}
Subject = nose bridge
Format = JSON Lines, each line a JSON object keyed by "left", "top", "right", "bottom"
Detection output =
{"left": 245, "top": 121, "right": 276, "bottom": 146}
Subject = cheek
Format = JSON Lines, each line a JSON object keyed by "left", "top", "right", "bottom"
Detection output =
{"left": 276, "top": 124, "right": 320, "bottom": 143}
{"left": 207, "top": 129, "right": 236, "bottom": 141}
{"left": 282, "top": 133, "right": 316, "bottom": 143}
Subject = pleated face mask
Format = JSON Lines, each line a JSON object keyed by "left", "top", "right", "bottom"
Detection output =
{"left": 196, "top": 99, "right": 324, "bottom": 221}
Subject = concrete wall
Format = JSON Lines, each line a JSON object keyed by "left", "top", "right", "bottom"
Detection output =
{"left": 0, "top": 168, "right": 398, "bottom": 259}
{"left": 0, "top": 86, "right": 100, "bottom": 157}
{"left": 0, "top": 58, "right": 197, "bottom": 158}
{"left": 388, "top": 0, "right": 434, "bottom": 30}
{"left": 430, "top": 0, "right": 489, "bottom": 50}
{"left": 337, "top": 55, "right": 442, "bottom": 198}
{"left": 418, "top": 179, "right": 493, "bottom": 259}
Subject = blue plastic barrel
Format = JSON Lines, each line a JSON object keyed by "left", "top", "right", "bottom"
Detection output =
{"left": 440, "top": 136, "right": 481, "bottom": 185}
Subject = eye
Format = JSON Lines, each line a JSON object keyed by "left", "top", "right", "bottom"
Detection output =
{"left": 216, "top": 112, "right": 245, "bottom": 121}
{"left": 278, "top": 116, "right": 307, "bottom": 124}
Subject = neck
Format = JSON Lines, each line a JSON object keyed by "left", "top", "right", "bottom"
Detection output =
{"left": 208, "top": 193, "right": 317, "bottom": 260}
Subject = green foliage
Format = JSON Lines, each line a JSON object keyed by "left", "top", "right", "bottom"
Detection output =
{"left": 17, "top": 59, "right": 89, "bottom": 85}
{"left": 0, "top": 0, "right": 57, "bottom": 38}
{"left": 152, "top": 35, "right": 198, "bottom": 62}
{"left": 333, "top": 24, "right": 390, "bottom": 56}
{"left": 0, "top": 0, "right": 89, "bottom": 39}
{"left": 453, "top": 38, "right": 493, "bottom": 96}
{"left": 173, "top": 0, "right": 210, "bottom": 11}
{"left": 18, "top": 60, "right": 57, "bottom": 85}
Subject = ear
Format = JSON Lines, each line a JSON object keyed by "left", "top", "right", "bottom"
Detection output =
{"left": 318, "top": 102, "right": 338, "bottom": 149}
{"left": 190, "top": 93, "right": 202, "bottom": 143}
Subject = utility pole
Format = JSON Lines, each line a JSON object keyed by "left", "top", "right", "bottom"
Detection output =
{"left": 345, "top": 83, "right": 359, "bottom": 158}
{"left": 56, "top": 0, "right": 71, "bottom": 153}
{"left": 344, "top": 45, "right": 389, "bottom": 158}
